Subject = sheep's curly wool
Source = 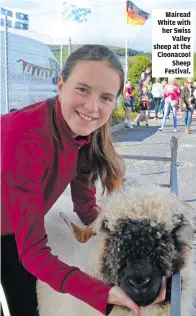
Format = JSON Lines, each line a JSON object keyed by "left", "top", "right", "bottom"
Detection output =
{"left": 37, "top": 179, "right": 196, "bottom": 316}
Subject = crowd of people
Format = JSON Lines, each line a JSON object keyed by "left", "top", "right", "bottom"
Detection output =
{"left": 123, "top": 70, "right": 196, "bottom": 134}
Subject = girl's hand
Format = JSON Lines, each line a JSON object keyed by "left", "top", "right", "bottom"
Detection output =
{"left": 152, "top": 277, "right": 167, "bottom": 304}
{"left": 108, "top": 286, "right": 141, "bottom": 316}
{"left": 108, "top": 278, "right": 166, "bottom": 315}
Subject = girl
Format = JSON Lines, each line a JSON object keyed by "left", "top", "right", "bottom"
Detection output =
{"left": 159, "top": 77, "right": 181, "bottom": 132}
{"left": 123, "top": 81, "right": 134, "bottom": 129}
{"left": 1, "top": 45, "right": 165, "bottom": 316}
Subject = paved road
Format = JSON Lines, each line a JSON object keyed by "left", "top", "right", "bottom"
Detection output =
{"left": 113, "top": 117, "right": 196, "bottom": 210}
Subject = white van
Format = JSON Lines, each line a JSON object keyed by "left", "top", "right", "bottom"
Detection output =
{"left": 0, "top": 30, "right": 60, "bottom": 114}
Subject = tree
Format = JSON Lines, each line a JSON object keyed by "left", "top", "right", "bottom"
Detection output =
{"left": 128, "top": 55, "right": 152, "bottom": 85}
{"left": 55, "top": 51, "right": 68, "bottom": 68}
{"left": 176, "top": 53, "right": 196, "bottom": 85}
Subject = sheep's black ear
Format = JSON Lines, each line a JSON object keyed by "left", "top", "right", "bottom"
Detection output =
{"left": 172, "top": 214, "right": 194, "bottom": 248}
{"left": 100, "top": 219, "right": 111, "bottom": 233}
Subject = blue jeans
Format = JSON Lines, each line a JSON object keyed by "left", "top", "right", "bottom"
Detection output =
{"left": 124, "top": 98, "right": 134, "bottom": 109}
{"left": 184, "top": 108, "right": 194, "bottom": 127}
{"left": 161, "top": 102, "right": 177, "bottom": 129}
{"left": 158, "top": 99, "right": 164, "bottom": 113}
{"left": 129, "top": 98, "right": 135, "bottom": 109}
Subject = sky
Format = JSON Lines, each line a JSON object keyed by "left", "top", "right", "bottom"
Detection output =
{"left": 0, "top": 0, "right": 196, "bottom": 52}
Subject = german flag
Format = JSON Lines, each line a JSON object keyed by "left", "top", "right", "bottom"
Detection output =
{"left": 126, "top": 1, "right": 150, "bottom": 25}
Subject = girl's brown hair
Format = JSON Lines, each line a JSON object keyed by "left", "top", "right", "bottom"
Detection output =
{"left": 51, "top": 45, "right": 125, "bottom": 194}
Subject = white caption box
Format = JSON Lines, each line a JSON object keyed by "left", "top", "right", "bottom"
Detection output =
{"left": 152, "top": 9, "right": 194, "bottom": 78}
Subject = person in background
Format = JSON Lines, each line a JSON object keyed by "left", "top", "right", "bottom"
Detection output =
{"left": 157, "top": 79, "right": 167, "bottom": 117}
{"left": 193, "top": 81, "right": 196, "bottom": 99}
{"left": 123, "top": 81, "right": 134, "bottom": 129}
{"left": 143, "top": 75, "right": 152, "bottom": 91}
{"left": 151, "top": 78, "right": 163, "bottom": 119}
{"left": 178, "top": 84, "right": 186, "bottom": 122}
{"left": 136, "top": 87, "right": 152, "bottom": 127}
{"left": 181, "top": 78, "right": 196, "bottom": 134}
{"left": 159, "top": 77, "right": 181, "bottom": 132}
{"left": 138, "top": 68, "right": 151, "bottom": 91}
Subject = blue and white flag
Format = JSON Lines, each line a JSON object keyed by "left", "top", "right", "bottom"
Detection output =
{"left": 15, "top": 12, "right": 29, "bottom": 21}
{"left": 62, "top": 2, "right": 91, "bottom": 23}
{"left": 0, "top": 6, "right": 29, "bottom": 30}
{"left": 0, "top": 7, "right": 13, "bottom": 17}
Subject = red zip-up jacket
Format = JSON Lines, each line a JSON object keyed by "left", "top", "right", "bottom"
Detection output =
{"left": 1, "top": 98, "right": 113, "bottom": 315}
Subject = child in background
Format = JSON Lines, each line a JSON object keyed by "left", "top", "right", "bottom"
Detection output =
{"left": 123, "top": 81, "right": 134, "bottom": 129}
{"left": 136, "top": 87, "right": 152, "bottom": 127}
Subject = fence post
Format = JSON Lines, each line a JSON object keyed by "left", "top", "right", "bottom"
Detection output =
{"left": 170, "top": 136, "right": 178, "bottom": 191}
{"left": 170, "top": 136, "right": 181, "bottom": 316}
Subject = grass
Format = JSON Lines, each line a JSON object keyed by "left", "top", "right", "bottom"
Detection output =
{"left": 111, "top": 107, "right": 138, "bottom": 126}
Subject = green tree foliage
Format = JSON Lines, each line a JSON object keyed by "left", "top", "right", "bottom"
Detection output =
{"left": 175, "top": 53, "right": 196, "bottom": 85}
{"left": 55, "top": 51, "right": 68, "bottom": 68}
{"left": 128, "top": 56, "right": 152, "bottom": 85}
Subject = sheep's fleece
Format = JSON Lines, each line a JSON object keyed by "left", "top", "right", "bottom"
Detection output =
{"left": 36, "top": 173, "right": 196, "bottom": 316}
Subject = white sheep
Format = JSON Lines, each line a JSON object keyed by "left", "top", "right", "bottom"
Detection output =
{"left": 36, "top": 175, "right": 196, "bottom": 316}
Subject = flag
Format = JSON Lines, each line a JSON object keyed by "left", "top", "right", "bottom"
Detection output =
{"left": 0, "top": 6, "right": 29, "bottom": 30}
{"left": 0, "top": 7, "right": 13, "bottom": 17}
{"left": 15, "top": 21, "right": 28, "bottom": 30}
{"left": 15, "top": 12, "right": 29, "bottom": 21}
{"left": 126, "top": 1, "right": 150, "bottom": 25}
{"left": 62, "top": 2, "right": 91, "bottom": 23}
{"left": 0, "top": 17, "right": 12, "bottom": 27}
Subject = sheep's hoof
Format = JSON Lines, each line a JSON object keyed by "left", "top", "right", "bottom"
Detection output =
{"left": 60, "top": 212, "right": 96, "bottom": 243}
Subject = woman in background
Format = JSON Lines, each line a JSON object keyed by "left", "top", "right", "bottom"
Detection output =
{"left": 181, "top": 78, "right": 196, "bottom": 134}
{"left": 159, "top": 77, "right": 181, "bottom": 132}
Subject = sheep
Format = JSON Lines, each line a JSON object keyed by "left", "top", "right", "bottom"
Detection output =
{"left": 36, "top": 175, "right": 196, "bottom": 316}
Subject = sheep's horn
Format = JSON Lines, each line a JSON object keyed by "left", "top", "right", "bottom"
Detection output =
{"left": 60, "top": 212, "right": 96, "bottom": 243}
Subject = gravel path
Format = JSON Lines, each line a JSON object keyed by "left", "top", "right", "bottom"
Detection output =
{"left": 113, "top": 117, "right": 196, "bottom": 210}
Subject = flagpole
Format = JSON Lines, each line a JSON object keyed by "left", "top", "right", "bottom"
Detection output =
{"left": 125, "top": 33, "right": 128, "bottom": 84}
{"left": 125, "top": 1, "right": 128, "bottom": 87}
{"left": 60, "top": 44, "right": 63, "bottom": 69}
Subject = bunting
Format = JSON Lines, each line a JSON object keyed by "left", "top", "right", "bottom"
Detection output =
{"left": 17, "top": 59, "right": 59, "bottom": 78}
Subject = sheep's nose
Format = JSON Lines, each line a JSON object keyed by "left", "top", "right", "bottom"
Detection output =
{"left": 126, "top": 277, "right": 150, "bottom": 290}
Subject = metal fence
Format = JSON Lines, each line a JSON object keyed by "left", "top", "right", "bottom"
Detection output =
{"left": 1, "top": 17, "right": 60, "bottom": 114}
{"left": 122, "top": 136, "right": 181, "bottom": 316}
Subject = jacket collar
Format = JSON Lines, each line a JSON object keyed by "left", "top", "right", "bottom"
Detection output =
{"left": 54, "top": 97, "right": 91, "bottom": 149}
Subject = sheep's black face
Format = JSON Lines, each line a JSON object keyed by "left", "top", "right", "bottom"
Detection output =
{"left": 100, "top": 218, "right": 186, "bottom": 307}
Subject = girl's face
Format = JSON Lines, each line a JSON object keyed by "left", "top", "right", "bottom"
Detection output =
{"left": 58, "top": 60, "right": 121, "bottom": 137}
{"left": 146, "top": 76, "right": 151, "bottom": 82}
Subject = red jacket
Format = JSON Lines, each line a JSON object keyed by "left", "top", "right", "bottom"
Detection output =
{"left": 123, "top": 87, "right": 134, "bottom": 100}
{"left": 1, "top": 98, "right": 112, "bottom": 315}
